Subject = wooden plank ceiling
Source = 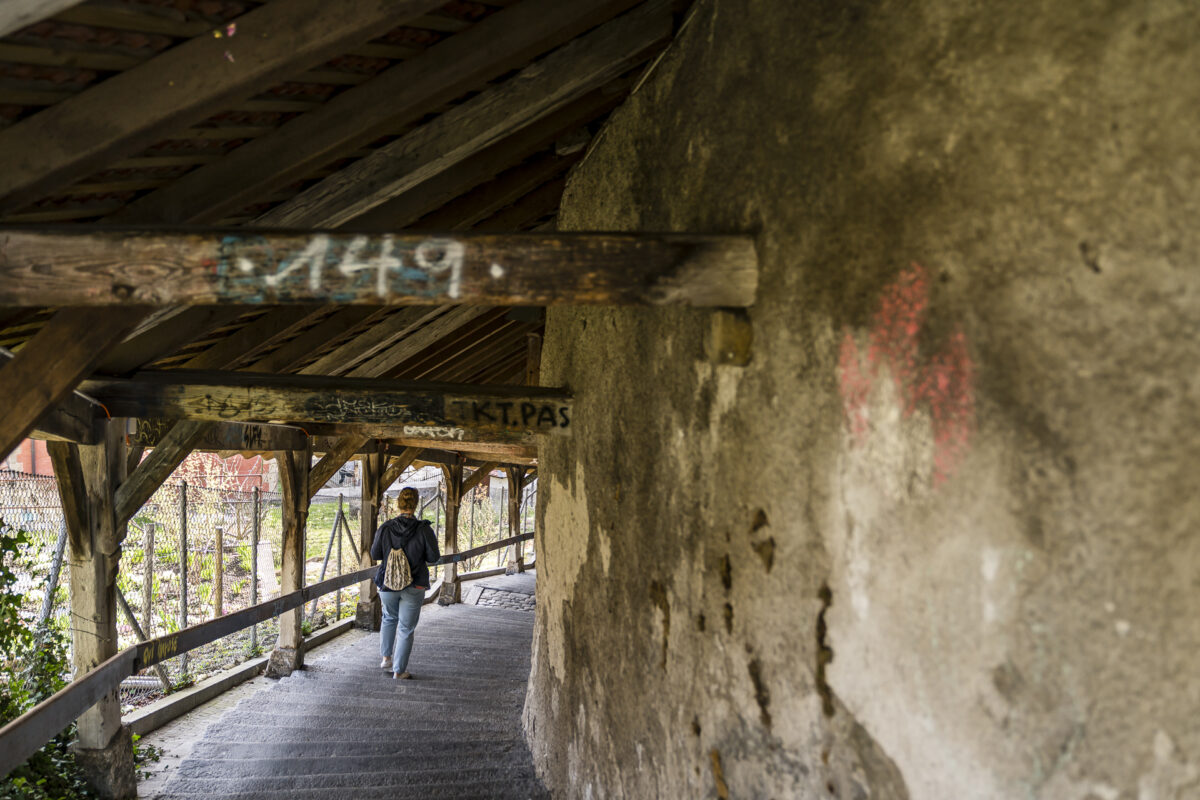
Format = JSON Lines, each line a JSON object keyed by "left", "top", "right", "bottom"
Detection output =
{"left": 0, "top": 0, "right": 688, "bottom": 463}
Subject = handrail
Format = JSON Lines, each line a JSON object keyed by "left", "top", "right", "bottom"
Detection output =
{"left": 0, "top": 530, "right": 535, "bottom": 779}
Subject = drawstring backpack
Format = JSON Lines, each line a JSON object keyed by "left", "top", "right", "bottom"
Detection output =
{"left": 384, "top": 533, "right": 414, "bottom": 591}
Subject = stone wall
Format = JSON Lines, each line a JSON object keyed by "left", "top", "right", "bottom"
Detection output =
{"left": 525, "top": 1, "right": 1200, "bottom": 797}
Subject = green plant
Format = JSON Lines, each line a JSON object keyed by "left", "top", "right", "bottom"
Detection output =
{"left": 130, "top": 734, "right": 162, "bottom": 780}
{"left": 0, "top": 526, "right": 97, "bottom": 800}
{"left": 236, "top": 543, "right": 254, "bottom": 573}
{"left": 300, "top": 619, "right": 314, "bottom": 636}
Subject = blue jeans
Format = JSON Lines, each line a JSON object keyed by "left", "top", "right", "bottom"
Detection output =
{"left": 379, "top": 586, "right": 424, "bottom": 674}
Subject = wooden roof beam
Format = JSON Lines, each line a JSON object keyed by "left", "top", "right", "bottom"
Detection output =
{"left": 0, "top": 229, "right": 758, "bottom": 308}
{"left": 0, "top": 0, "right": 445, "bottom": 213}
{"left": 109, "top": 0, "right": 646, "bottom": 226}
{"left": 258, "top": 0, "right": 673, "bottom": 229}
{"left": 0, "top": 1, "right": 85, "bottom": 39}
{"left": 78, "top": 369, "right": 572, "bottom": 445}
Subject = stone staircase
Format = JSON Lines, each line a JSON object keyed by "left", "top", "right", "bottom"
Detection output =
{"left": 150, "top": 602, "right": 548, "bottom": 800}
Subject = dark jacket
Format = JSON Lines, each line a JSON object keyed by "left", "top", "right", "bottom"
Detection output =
{"left": 369, "top": 515, "right": 440, "bottom": 591}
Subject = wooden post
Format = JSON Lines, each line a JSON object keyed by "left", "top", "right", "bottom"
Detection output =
{"left": 266, "top": 443, "right": 311, "bottom": 678}
{"left": 48, "top": 421, "right": 136, "bottom": 799}
{"left": 250, "top": 487, "right": 259, "bottom": 652}
{"left": 141, "top": 522, "right": 155, "bottom": 631}
{"left": 438, "top": 458, "right": 464, "bottom": 605}
{"left": 505, "top": 467, "right": 526, "bottom": 575}
{"left": 213, "top": 525, "right": 224, "bottom": 617}
{"left": 354, "top": 451, "right": 385, "bottom": 630}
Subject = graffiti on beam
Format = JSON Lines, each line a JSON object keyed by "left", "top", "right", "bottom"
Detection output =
{"left": 446, "top": 398, "right": 570, "bottom": 434}
{"left": 215, "top": 234, "right": 467, "bottom": 301}
{"left": 402, "top": 425, "right": 466, "bottom": 441}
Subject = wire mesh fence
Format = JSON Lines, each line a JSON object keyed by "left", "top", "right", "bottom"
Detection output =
{"left": 0, "top": 461, "right": 535, "bottom": 715}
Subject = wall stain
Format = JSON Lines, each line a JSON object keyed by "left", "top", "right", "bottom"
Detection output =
{"left": 648, "top": 580, "right": 671, "bottom": 670}
{"left": 724, "top": 602, "right": 734, "bottom": 634}
{"left": 753, "top": 537, "right": 776, "bottom": 572}
{"left": 720, "top": 554, "right": 733, "bottom": 591}
{"left": 710, "top": 749, "right": 730, "bottom": 800}
{"left": 747, "top": 656, "right": 773, "bottom": 729}
{"left": 816, "top": 583, "right": 836, "bottom": 717}
{"left": 751, "top": 508, "right": 769, "bottom": 532}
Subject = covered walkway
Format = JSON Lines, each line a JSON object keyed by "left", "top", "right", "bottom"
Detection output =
{"left": 146, "top": 597, "right": 544, "bottom": 800}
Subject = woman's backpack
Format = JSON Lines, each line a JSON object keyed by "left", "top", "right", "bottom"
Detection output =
{"left": 383, "top": 534, "right": 414, "bottom": 590}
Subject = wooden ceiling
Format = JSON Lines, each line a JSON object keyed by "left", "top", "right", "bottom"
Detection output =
{"left": 0, "top": 0, "right": 686, "bottom": 460}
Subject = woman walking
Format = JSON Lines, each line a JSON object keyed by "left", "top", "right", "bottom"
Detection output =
{"left": 370, "top": 486, "right": 440, "bottom": 679}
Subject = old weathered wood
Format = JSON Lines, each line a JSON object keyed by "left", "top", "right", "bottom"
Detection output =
{"left": 396, "top": 438, "right": 538, "bottom": 462}
{"left": 461, "top": 462, "right": 499, "bottom": 496}
{"left": 181, "top": 307, "right": 319, "bottom": 370}
{"left": 113, "top": 420, "right": 209, "bottom": 526}
{"left": 268, "top": 441, "right": 312, "bottom": 676}
{"left": 257, "top": 1, "right": 671, "bottom": 230}
{"left": 0, "top": 1, "right": 85, "bottom": 38}
{"left": 380, "top": 447, "right": 421, "bottom": 493}
{"left": 437, "top": 459, "right": 464, "bottom": 605}
{"left": 348, "top": 306, "right": 493, "bottom": 379}
{"left": 345, "top": 85, "right": 625, "bottom": 232}
{"left": 129, "top": 419, "right": 309, "bottom": 453}
{"left": 308, "top": 436, "right": 368, "bottom": 501}
{"left": 301, "top": 307, "right": 446, "bottom": 376}
{"left": 0, "top": 229, "right": 759, "bottom": 308}
{"left": 505, "top": 466, "right": 526, "bottom": 574}
{"left": 79, "top": 370, "right": 573, "bottom": 443}
{"left": 525, "top": 332, "right": 543, "bottom": 387}
{"left": 414, "top": 152, "right": 581, "bottom": 231}
{"left": 46, "top": 442, "right": 88, "bottom": 556}
{"left": 96, "top": 306, "right": 245, "bottom": 375}
{"left": 110, "top": 0, "right": 645, "bottom": 226}
{"left": 0, "top": 0, "right": 444, "bottom": 213}
{"left": 243, "top": 308, "right": 386, "bottom": 374}
{"left": 0, "top": 307, "right": 148, "bottom": 462}
{"left": 355, "top": 450, "right": 386, "bottom": 631}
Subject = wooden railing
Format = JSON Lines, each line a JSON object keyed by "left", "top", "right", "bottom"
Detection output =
{"left": 0, "top": 531, "right": 534, "bottom": 778}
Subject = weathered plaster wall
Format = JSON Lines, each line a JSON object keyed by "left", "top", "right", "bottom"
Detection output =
{"left": 525, "top": 1, "right": 1200, "bottom": 798}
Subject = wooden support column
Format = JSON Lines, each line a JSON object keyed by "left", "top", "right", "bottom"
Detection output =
{"left": 437, "top": 457, "right": 465, "bottom": 605}
{"left": 47, "top": 421, "right": 136, "bottom": 799}
{"left": 505, "top": 467, "right": 527, "bottom": 575}
{"left": 354, "top": 450, "right": 386, "bottom": 631}
{"left": 266, "top": 442, "right": 311, "bottom": 678}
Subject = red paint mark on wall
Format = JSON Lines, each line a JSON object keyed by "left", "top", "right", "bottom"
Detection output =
{"left": 839, "top": 263, "right": 974, "bottom": 485}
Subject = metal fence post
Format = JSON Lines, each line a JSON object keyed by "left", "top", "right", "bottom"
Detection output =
{"left": 142, "top": 522, "right": 155, "bottom": 632}
{"left": 336, "top": 502, "right": 342, "bottom": 620}
{"left": 251, "top": 487, "right": 259, "bottom": 651}
{"left": 35, "top": 518, "right": 68, "bottom": 630}
{"left": 179, "top": 481, "right": 188, "bottom": 676}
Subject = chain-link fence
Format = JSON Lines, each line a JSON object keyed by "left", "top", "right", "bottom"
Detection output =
{"left": 0, "top": 461, "right": 535, "bottom": 714}
{"left": 0, "top": 470, "right": 364, "bottom": 714}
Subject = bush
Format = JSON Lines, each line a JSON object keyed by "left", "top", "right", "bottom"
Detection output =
{"left": 0, "top": 526, "right": 96, "bottom": 800}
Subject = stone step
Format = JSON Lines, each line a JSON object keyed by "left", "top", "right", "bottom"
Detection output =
{"left": 188, "top": 740, "right": 521, "bottom": 761}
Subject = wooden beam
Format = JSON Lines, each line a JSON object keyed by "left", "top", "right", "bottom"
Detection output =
{"left": 0, "top": 229, "right": 758, "bottom": 308}
{"left": 0, "top": 0, "right": 445, "bottom": 213}
{"left": 394, "top": 438, "right": 537, "bottom": 462}
{"left": 243, "top": 307, "right": 384, "bottom": 373}
{"left": 0, "top": 1, "right": 84, "bottom": 39}
{"left": 461, "top": 461, "right": 499, "bottom": 496}
{"left": 109, "top": 0, "right": 645, "bottom": 226}
{"left": 257, "top": 1, "right": 672, "bottom": 229}
{"left": 347, "top": 306, "right": 493, "bottom": 379}
{"left": 113, "top": 421, "right": 210, "bottom": 526}
{"left": 344, "top": 84, "right": 626, "bottom": 232}
{"left": 299, "top": 307, "right": 446, "bottom": 377}
{"left": 96, "top": 306, "right": 246, "bottom": 375}
{"left": 380, "top": 447, "right": 421, "bottom": 493}
{"left": 78, "top": 370, "right": 571, "bottom": 444}
{"left": 437, "top": 458, "right": 464, "bottom": 604}
{"left": 0, "top": 307, "right": 147, "bottom": 462}
{"left": 308, "top": 436, "right": 368, "bottom": 501}
{"left": 180, "top": 307, "right": 320, "bottom": 370}
{"left": 128, "top": 419, "right": 309, "bottom": 452}
{"left": 46, "top": 442, "right": 88, "bottom": 555}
